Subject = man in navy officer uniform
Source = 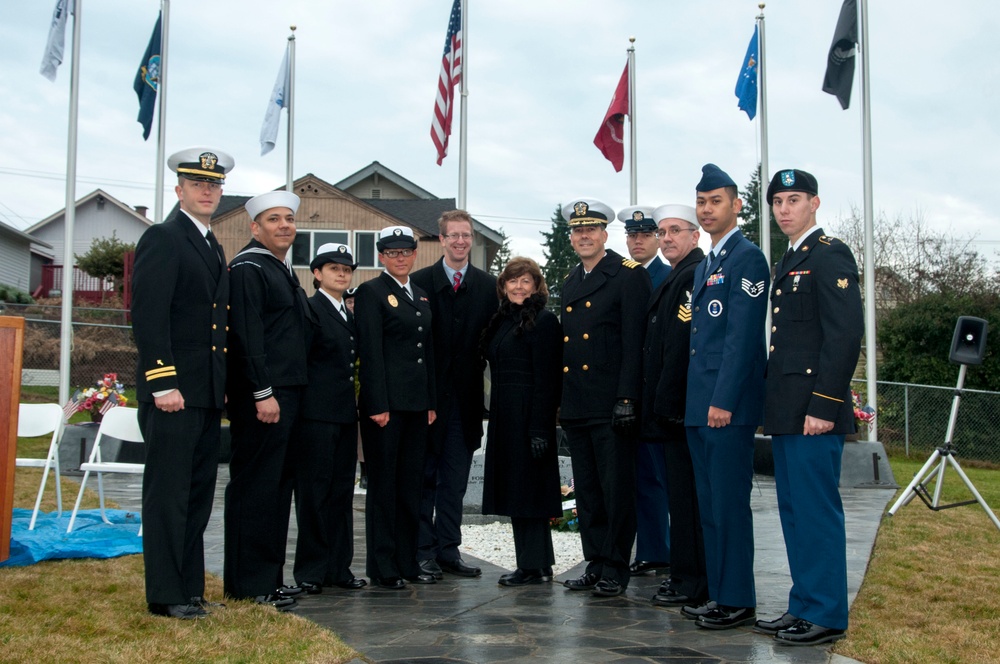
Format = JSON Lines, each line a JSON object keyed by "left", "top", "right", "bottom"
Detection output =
{"left": 224, "top": 190, "right": 310, "bottom": 611}
{"left": 682, "top": 164, "right": 769, "bottom": 630}
{"left": 559, "top": 198, "right": 651, "bottom": 597}
{"left": 355, "top": 226, "right": 438, "bottom": 589}
{"left": 283, "top": 243, "right": 367, "bottom": 595}
{"left": 133, "top": 147, "right": 233, "bottom": 620}
{"left": 617, "top": 205, "right": 671, "bottom": 577}
{"left": 644, "top": 204, "right": 710, "bottom": 609}
{"left": 754, "top": 169, "right": 862, "bottom": 646}
{"left": 411, "top": 210, "right": 497, "bottom": 580}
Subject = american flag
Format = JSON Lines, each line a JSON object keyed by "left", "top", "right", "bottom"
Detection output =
{"left": 431, "top": 0, "right": 462, "bottom": 165}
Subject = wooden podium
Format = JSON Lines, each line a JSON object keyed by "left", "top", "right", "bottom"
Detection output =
{"left": 1, "top": 316, "right": 25, "bottom": 562}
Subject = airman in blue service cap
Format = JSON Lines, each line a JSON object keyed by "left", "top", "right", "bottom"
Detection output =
{"left": 562, "top": 199, "right": 615, "bottom": 227}
{"left": 618, "top": 205, "right": 658, "bottom": 234}
{"left": 167, "top": 147, "right": 234, "bottom": 184}
{"left": 695, "top": 163, "right": 737, "bottom": 192}
{"left": 766, "top": 169, "right": 819, "bottom": 205}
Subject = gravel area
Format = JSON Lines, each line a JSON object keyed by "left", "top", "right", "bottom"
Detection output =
{"left": 460, "top": 521, "right": 583, "bottom": 576}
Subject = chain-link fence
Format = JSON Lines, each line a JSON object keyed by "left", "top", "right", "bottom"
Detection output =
{"left": 5, "top": 303, "right": 137, "bottom": 394}
{"left": 855, "top": 379, "right": 1000, "bottom": 465}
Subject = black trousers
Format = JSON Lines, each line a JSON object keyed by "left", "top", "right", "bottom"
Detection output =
{"left": 564, "top": 421, "right": 636, "bottom": 587}
{"left": 418, "top": 409, "right": 474, "bottom": 563}
{"left": 292, "top": 418, "right": 359, "bottom": 585}
{"left": 139, "top": 402, "right": 220, "bottom": 605}
{"left": 661, "top": 431, "right": 708, "bottom": 600}
{"left": 360, "top": 410, "right": 428, "bottom": 580}
{"left": 511, "top": 517, "right": 555, "bottom": 570}
{"left": 224, "top": 387, "right": 301, "bottom": 599}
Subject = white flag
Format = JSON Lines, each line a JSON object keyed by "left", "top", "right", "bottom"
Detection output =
{"left": 260, "top": 45, "right": 290, "bottom": 156}
{"left": 40, "top": 0, "right": 74, "bottom": 81}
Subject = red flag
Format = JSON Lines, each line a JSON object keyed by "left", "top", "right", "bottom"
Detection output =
{"left": 594, "top": 62, "right": 629, "bottom": 172}
{"left": 431, "top": 0, "right": 463, "bottom": 165}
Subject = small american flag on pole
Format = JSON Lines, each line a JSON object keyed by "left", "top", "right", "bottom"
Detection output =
{"left": 430, "top": 0, "right": 462, "bottom": 165}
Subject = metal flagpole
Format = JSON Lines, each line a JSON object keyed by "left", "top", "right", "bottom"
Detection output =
{"left": 58, "top": 0, "right": 82, "bottom": 405}
{"left": 756, "top": 4, "right": 770, "bottom": 268}
{"left": 457, "top": 0, "right": 468, "bottom": 209}
{"left": 154, "top": 0, "right": 169, "bottom": 223}
{"left": 859, "top": 0, "right": 877, "bottom": 441}
{"left": 627, "top": 38, "right": 637, "bottom": 206}
{"left": 286, "top": 26, "right": 296, "bottom": 192}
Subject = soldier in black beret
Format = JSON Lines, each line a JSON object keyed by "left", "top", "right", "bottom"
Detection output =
{"left": 754, "top": 169, "right": 862, "bottom": 646}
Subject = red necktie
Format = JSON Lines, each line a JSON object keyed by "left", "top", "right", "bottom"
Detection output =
{"left": 453, "top": 271, "right": 462, "bottom": 292}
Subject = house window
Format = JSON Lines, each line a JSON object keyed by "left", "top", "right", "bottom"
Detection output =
{"left": 354, "top": 231, "right": 378, "bottom": 268}
{"left": 291, "top": 231, "right": 350, "bottom": 268}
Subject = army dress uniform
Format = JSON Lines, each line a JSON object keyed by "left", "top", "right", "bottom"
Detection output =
{"left": 132, "top": 148, "right": 232, "bottom": 611}
{"left": 561, "top": 244, "right": 651, "bottom": 591}
{"left": 763, "top": 171, "right": 863, "bottom": 638}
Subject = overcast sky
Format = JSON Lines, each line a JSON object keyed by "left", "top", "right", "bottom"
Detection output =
{"left": 2, "top": 1, "right": 999, "bottom": 264}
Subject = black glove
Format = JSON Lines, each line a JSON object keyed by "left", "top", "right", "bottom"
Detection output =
{"left": 530, "top": 437, "right": 548, "bottom": 459}
{"left": 611, "top": 398, "right": 639, "bottom": 438}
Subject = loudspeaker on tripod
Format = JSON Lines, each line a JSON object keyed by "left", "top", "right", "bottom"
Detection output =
{"left": 949, "top": 316, "right": 988, "bottom": 366}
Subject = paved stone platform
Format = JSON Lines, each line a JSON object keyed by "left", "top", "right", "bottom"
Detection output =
{"left": 96, "top": 469, "right": 892, "bottom": 663}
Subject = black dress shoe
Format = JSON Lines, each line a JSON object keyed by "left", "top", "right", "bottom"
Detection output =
{"left": 419, "top": 559, "right": 445, "bottom": 580}
{"left": 695, "top": 605, "right": 756, "bottom": 630}
{"left": 373, "top": 576, "right": 406, "bottom": 590}
{"left": 563, "top": 572, "right": 599, "bottom": 591}
{"left": 253, "top": 594, "right": 298, "bottom": 612}
{"left": 680, "top": 599, "right": 717, "bottom": 620}
{"left": 437, "top": 557, "right": 481, "bottom": 578}
{"left": 404, "top": 573, "right": 437, "bottom": 585}
{"left": 651, "top": 587, "right": 705, "bottom": 607}
{"left": 148, "top": 603, "right": 208, "bottom": 620}
{"left": 591, "top": 578, "right": 624, "bottom": 597}
{"left": 774, "top": 619, "right": 846, "bottom": 646}
{"left": 191, "top": 596, "right": 226, "bottom": 609}
{"left": 629, "top": 560, "right": 670, "bottom": 576}
{"left": 284, "top": 581, "right": 322, "bottom": 595}
{"left": 753, "top": 612, "right": 799, "bottom": 635}
{"left": 327, "top": 577, "right": 367, "bottom": 590}
{"left": 498, "top": 568, "right": 548, "bottom": 586}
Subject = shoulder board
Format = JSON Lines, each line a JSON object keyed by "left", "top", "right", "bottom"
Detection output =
{"left": 818, "top": 235, "right": 841, "bottom": 246}
{"left": 621, "top": 258, "right": 641, "bottom": 269}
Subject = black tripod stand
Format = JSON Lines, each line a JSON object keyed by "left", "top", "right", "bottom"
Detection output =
{"left": 887, "top": 317, "right": 1000, "bottom": 532}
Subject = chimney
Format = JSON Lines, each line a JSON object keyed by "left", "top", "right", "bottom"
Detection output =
{"left": 135, "top": 205, "right": 148, "bottom": 218}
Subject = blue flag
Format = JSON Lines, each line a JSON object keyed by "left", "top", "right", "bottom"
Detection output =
{"left": 133, "top": 13, "right": 161, "bottom": 141}
{"left": 735, "top": 26, "right": 759, "bottom": 120}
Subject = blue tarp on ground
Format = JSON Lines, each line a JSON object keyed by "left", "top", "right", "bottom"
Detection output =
{"left": 1, "top": 508, "right": 142, "bottom": 568}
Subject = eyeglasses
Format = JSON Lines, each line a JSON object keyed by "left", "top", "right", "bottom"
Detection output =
{"left": 442, "top": 233, "right": 473, "bottom": 242}
{"left": 655, "top": 227, "right": 696, "bottom": 238}
{"left": 381, "top": 249, "right": 414, "bottom": 258}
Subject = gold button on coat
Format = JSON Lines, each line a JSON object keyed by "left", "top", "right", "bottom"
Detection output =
{"left": 566, "top": 306, "right": 573, "bottom": 312}
{"left": 583, "top": 333, "right": 589, "bottom": 340}
{"left": 582, "top": 365, "right": 589, "bottom": 371}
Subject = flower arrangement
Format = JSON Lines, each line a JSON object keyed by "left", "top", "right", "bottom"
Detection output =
{"left": 71, "top": 372, "right": 128, "bottom": 422}
{"left": 852, "top": 389, "right": 875, "bottom": 432}
{"left": 550, "top": 482, "right": 579, "bottom": 532}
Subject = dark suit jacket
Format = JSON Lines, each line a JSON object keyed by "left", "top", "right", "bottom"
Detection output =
{"left": 300, "top": 292, "right": 359, "bottom": 424}
{"left": 764, "top": 229, "right": 863, "bottom": 435}
{"left": 355, "top": 272, "right": 436, "bottom": 415}
{"left": 639, "top": 247, "right": 704, "bottom": 439}
{"left": 411, "top": 259, "right": 497, "bottom": 452}
{"left": 645, "top": 255, "right": 672, "bottom": 290}
{"left": 559, "top": 249, "right": 651, "bottom": 423}
{"left": 685, "top": 231, "right": 769, "bottom": 427}
{"left": 132, "top": 210, "right": 228, "bottom": 409}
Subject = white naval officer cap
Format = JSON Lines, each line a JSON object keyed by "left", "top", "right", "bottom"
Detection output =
{"left": 561, "top": 199, "right": 615, "bottom": 227}
{"left": 167, "top": 147, "right": 234, "bottom": 183}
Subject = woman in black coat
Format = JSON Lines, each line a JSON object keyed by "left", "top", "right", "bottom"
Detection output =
{"left": 480, "top": 257, "right": 563, "bottom": 586}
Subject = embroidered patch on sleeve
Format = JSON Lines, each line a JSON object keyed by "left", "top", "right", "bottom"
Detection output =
{"left": 741, "top": 278, "right": 766, "bottom": 297}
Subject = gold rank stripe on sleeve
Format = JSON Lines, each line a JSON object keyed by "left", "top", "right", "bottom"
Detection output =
{"left": 145, "top": 366, "right": 178, "bottom": 381}
{"left": 812, "top": 391, "right": 844, "bottom": 403}
{"left": 621, "top": 258, "right": 641, "bottom": 269}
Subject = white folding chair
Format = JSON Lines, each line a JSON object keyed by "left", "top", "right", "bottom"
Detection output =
{"left": 15, "top": 403, "right": 66, "bottom": 530}
{"left": 66, "top": 406, "right": 144, "bottom": 535}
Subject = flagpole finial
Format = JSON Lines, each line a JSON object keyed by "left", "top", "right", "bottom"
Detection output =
{"left": 289, "top": 25, "right": 296, "bottom": 41}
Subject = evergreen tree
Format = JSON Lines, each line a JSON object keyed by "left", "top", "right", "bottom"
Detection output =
{"left": 540, "top": 205, "right": 577, "bottom": 311}
{"left": 738, "top": 163, "right": 784, "bottom": 265}
{"left": 488, "top": 226, "right": 512, "bottom": 277}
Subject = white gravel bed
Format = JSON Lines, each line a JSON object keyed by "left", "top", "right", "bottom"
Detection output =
{"left": 460, "top": 521, "right": 583, "bottom": 576}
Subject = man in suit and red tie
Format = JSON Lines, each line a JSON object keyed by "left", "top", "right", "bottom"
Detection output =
{"left": 682, "top": 164, "right": 769, "bottom": 630}
{"left": 132, "top": 146, "right": 233, "bottom": 620}
{"left": 283, "top": 243, "right": 367, "bottom": 595}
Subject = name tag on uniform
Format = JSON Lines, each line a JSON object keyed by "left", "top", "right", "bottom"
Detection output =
{"left": 706, "top": 273, "right": 725, "bottom": 286}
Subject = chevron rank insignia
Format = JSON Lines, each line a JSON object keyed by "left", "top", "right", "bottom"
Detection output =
{"left": 677, "top": 290, "right": 692, "bottom": 322}
{"left": 741, "top": 278, "right": 766, "bottom": 297}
